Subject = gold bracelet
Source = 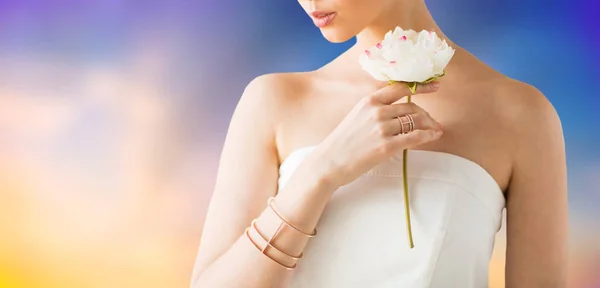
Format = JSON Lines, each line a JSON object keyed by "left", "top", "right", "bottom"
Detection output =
{"left": 267, "top": 197, "right": 317, "bottom": 238}
{"left": 245, "top": 227, "right": 296, "bottom": 270}
{"left": 251, "top": 219, "right": 303, "bottom": 260}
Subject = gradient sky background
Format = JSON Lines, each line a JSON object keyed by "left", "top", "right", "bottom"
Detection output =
{"left": 0, "top": 0, "right": 599, "bottom": 287}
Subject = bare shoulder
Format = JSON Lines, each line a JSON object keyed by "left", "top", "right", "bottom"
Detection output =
{"left": 238, "top": 71, "right": 317, "bottom": 155}
{"left": 460, "top": 66, "right": 560, "bottom": 132}
{"left": 234, "top": 72, "right": 310, "bottom": 129}
{"left": 243, "top": 72, "right": 312, "bottom": 103}
{"left": 483, "top": 75, "right": 565, "bottom": 186}
{"left": 239, "top": 72, "right": 313, "bottom": 119}
{"left": 488, "top": 76, "right": 562, "bottom": 136}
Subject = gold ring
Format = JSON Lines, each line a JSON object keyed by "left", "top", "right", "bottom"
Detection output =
{"left": 397, "top": 114, "right": 415, "bottom": 134}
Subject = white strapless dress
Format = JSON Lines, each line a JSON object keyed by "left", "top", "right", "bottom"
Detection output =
{"left": 279, "top": 146, "right": 505, "bottom": 288}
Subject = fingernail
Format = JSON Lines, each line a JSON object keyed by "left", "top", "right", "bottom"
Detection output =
{"left": 430, "top": 81, "right": 440, "bottom": 89}
{"left": 435, "top": 130, "right": 443, "bottom": 137}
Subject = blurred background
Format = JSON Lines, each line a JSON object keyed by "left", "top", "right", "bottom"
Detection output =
{"left": 0, "top": 0, "right": 598, "bottom": 287}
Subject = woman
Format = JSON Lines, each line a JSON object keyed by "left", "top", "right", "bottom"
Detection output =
{"left": 191, "top": 0, "right": 568, "bottom": 287}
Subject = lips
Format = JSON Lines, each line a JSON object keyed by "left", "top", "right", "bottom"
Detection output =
{"left": 310, "top": 11, "right": 336, "bottom": 28}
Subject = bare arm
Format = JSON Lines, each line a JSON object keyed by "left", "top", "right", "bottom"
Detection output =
{"left": 505, "top": 84, "right": 568, "bottom": 287}
{"left": 190, "top": 74, "right": 337, "bottom": 287}
{"left": 190, "top": 76, "right": 443, "bottom": 287}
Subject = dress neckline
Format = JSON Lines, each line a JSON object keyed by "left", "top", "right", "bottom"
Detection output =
{"left": 279, "top": 145, "right": 504, "bottom": 196}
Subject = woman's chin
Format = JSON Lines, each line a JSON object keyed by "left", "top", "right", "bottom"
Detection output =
{"left": 320, "top": 29, "right": 355, "bottom": 43}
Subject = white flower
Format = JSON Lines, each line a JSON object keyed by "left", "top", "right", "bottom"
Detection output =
{"left": 359, "top": 26, "right": 455, "bottom": 83}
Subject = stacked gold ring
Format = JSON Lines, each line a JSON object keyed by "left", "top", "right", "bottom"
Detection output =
{"left": 397, "top": 114, "right": 415, "bottom": 134}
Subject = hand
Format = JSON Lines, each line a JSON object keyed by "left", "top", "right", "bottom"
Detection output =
{"left": 310, "top": 81, "right": 444, "bottom": 189}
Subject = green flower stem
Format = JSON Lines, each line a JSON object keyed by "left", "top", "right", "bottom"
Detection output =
{"left": 388, "top": 80, "right": 415, "bottom": 249}
{"left": 388, "top": 71, "right": 445, "bottom": 249}
{"left": 404, "top": 91, "right": 415, "bottom": 249}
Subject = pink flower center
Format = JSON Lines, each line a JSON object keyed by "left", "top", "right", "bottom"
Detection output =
{"left": 389, "top": 61, "right": 396, "bottom": 64}
{"left": 376, "top": 42, "right": 383, "bottom": 49}
{"left": 399, "top": 36, "right": 407, "bottom": 41}
{"left": 365, "top": 50, "right": 371, "bottom": 56}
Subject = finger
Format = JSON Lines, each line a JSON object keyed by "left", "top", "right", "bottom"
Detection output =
{"left": 371, "top": 81, "right": 440, "bottom": 105}
{"left": 377, "top": 102, "right": 420, "bottom": 119}
{"left": 388, "top": 129, "right": 444, "bottom": 150}
{"left": 377, "top": 102, "right": 442, "bottom": 128}
{"left": 380, "top": 112, "right": 441, "bottom": 136}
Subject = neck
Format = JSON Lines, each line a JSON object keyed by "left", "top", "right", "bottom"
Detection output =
{"left": 353, "top": 0, "right": 454, "bottom": 51}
